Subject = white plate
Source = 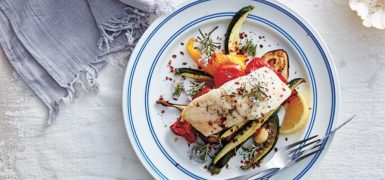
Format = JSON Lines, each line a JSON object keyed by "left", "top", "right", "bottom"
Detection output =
{"left": 122, "top": 0, "right": 339, "bottom": 179}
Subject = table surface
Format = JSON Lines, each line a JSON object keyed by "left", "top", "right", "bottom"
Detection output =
{"left": 1, "top": 0, "right": 385, "bottom": 179}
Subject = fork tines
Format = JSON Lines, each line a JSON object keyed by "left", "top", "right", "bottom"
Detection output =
{"left": 284, "top": 135, "right": 318, "bottom": 150}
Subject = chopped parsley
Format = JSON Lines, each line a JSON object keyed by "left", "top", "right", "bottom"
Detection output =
{"left": 240, "top": 38, "right": 257, "bottom": 56}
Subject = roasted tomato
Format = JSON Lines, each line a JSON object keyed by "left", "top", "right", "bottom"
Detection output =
{"left": 170, "top": 117, "right": 197, "bottom": 144}
{"left": 245, "top": 57, "right": 288, "bottom": 83}
{"left": 214, "top": 64, "right": 245, "bottom": 88}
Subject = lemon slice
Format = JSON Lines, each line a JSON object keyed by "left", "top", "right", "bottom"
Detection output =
{"left": 280, "top": 93, "right": 310, "bottom": 134}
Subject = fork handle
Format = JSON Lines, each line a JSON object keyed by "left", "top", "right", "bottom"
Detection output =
{"left": 241, "top": 161, "right": 281, "bottom": 180}
{"left": 244, "top": 167, "right": 280, "bottom": 180}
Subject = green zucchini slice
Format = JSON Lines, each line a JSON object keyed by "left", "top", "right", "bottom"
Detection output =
{"left": 224, "top": 5, "right": 254, "bottom": 54}
{"left": 212, "top": 109, "right": 277, "bottom": 165}
{"left": 208, "top": 141, "right": 246, "bottom": 174}
{"left": 220, "top": 120, "right": 248, "bottom": 140}
{"left": 288, "top": 78, "right": 305, "bottom": 91}
{"left": 174, "top": 68, "right": 213, "bottom": 81}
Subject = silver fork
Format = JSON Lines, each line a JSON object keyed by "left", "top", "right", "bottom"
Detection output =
{"left": 229, "top": 115, "right": 355, "bottom": 180}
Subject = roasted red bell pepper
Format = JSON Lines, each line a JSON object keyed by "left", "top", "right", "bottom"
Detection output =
{"left": 170, "top": 117, "right": 197, "bottom": 144}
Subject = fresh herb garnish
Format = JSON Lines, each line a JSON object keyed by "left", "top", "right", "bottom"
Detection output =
{"left": 247, "top": 85, "right": 267, "bottom": 101}
{"left": 187, "top": 81, "right": 205, "bottom": 97}
{"left": 172, "top": 82, "right": 185, "bottom": 97}
{"left": 196, "top": 26, "right": 221, "bottom": 61}
{"left": 240, "top": 38, "right": 257, "bottom": 56}
{"left": 240, "top": 144, "right": 260, "bottom": 160}
{"left": 190, "top": 141, "right": 212, "bottom": 163}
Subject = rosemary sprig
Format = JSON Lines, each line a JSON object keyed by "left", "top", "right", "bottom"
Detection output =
{"left": 196, "top": 26, "right": 221, "bottom": 62}
{"left": 172, "top": 82, "right": 185, "bottom": 97}
{"left": 187, "top": 81, "right": 205, "bottom": 97}
{"left": 190, "top": 141, "right": 212, "bottom": 163}
{"left": 240, "top": 144, "right": 260, "bottom": 160}
{"left": 240, "top": 38, "right": 257, "bottom": 56}
{"left": 247, "top": 85, "right": 268, "bottom": 101}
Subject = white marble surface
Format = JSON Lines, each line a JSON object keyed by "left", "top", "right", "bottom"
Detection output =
{"left": 1, "top": 0, "right": 385, "bottom": 179}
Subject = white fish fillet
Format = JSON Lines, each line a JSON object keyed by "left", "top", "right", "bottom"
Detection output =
{"left": 182, "top": 67, "right": 291, "bottom": 136}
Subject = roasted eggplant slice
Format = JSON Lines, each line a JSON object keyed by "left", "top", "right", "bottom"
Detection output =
{"left": 262, "top": 49, "right": 289, "bottom": 80}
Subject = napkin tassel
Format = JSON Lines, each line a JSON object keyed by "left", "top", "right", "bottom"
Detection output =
{"left": 47, "top": 64, "right": 100, "bottom": 124}
{"left": 97, "top": 6, "right": 149, "bottom": 54}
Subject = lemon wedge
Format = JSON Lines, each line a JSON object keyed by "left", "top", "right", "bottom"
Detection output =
{"left": 280, "top": 93, "right": 310, "bottom": 134}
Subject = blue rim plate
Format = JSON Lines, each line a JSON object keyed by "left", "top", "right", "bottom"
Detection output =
{"left": 122, "top": 0, "right": 340, "bottom": 179}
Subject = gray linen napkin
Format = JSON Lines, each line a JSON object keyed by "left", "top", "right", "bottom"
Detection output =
{"left": 0, "top": 0, "right": 173, "bottom": 123}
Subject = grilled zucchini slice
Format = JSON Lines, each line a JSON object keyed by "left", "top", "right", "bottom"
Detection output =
{"left": 224, "top": 5, "right": 254, "bottom": 54}
{"left": 174, "top": 68, "right": 213, "bottom": 81}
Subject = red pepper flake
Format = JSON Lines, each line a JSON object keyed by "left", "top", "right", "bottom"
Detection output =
{"left": 180, "top": 51, "right": 184, "bottom": 55}
{"left": 182, "top": 62, "right": 187, "bottom": 65}
{"left": 172, "top": 54, "right": 177, "bottom": 58}
{"left": 169, "top": 65, "right": 174, "bottom": 73}
{"left": 239, "top": 32, "right": 247, "bottom": 39}
{"left": 280, "top": 94, "right": 284, "bottom": 98}
{"left": 282, "top": 88, "right": 286, "bottom": 92}
{"left": 181, "top": 42, "right": 184, "bottom": 46}
{"left": 174, "top": 137, "right": 179, "bottom": 142}
{"left": 172, "top": 98, "right": 178, "bottom": 101}
{"left": 197, "top": 66, "right": 202, "bottom": 70}
{"left": 234, "top": 82, "right": 240, "bottom": 85}
{"left": 167, "top": 60, "right": 172, "bottom": 67}
{"left": 158, "top": 96, "right": 164, "bottom": 101}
